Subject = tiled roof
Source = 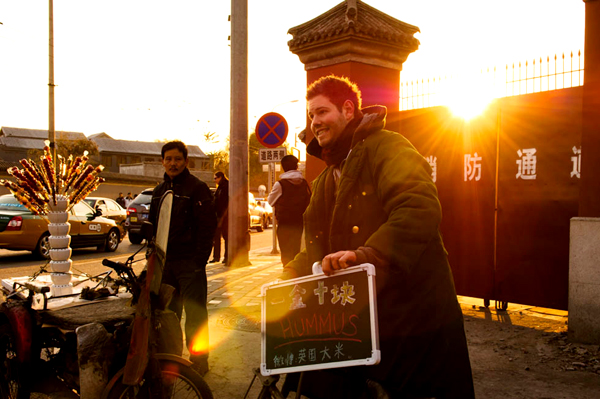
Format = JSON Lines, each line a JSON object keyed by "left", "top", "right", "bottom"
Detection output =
{"left": 288, "top": 0, "right": 419, "bottom": 51}
{"left": 90, "top": 137, "right": 208, "bottom": 158}
{"left": 0, "top": 127, "right": 208, "bottom": 159}
{"left": 0, "top": 126, "right": 86, "bottom": 141}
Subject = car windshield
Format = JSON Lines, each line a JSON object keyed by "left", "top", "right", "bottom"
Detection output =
{"left": 84, "top": 199, "right": 95, "bottom": 207}
{"left": 0, "top": 195, "right": 29, "bottom": 211}
{"left": 72, "top": 201, "right": 96, "bottom": 217}
{"left": 131, "top": 192, "right": 153, "bottom": 206}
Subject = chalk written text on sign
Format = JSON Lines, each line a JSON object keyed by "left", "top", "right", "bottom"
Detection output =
{"left": 260, "top": 264, "right": 379, "bottom": 376}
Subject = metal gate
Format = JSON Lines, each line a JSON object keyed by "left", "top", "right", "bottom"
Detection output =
{"left": 395, "top": 86, "right": 582, "bottom": 310}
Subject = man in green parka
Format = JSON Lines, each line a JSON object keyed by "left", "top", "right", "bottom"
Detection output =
{"left": 281, "top": 75, "right": 475, "bottom": 398}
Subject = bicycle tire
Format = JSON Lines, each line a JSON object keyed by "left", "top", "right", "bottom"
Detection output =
{"left": 106, "top": 359, "right": 213, "bottom": 399}
{"left": 0, "top": 322, "right": 30, "bottom": 399}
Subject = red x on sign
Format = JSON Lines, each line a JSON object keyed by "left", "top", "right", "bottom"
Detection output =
{"left": 255, "top": 112, "right": 288, "bottom": 148}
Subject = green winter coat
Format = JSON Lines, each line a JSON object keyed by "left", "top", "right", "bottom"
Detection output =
{"left": 283, "top": 106, "right": 473, "bottom": 395}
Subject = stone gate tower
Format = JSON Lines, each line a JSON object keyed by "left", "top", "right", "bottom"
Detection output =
{"left": 288, "top": 0, "right": 420, "bottom": 180}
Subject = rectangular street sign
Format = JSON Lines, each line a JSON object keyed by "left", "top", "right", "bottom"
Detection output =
{"left": 259, "top": 147, "right": 287, "bottom": 163}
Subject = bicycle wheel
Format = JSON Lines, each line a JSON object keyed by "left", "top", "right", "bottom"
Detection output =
{"left": 0, "top": 322, "right": 29, "bottom": 399}
{"left": 106, "top": 359, "right": 213, "bottom": 399}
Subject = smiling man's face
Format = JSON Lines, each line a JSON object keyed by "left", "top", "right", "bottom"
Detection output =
{"left": 307, "top": 94, "right": 354, "bottom": 149}
{"left": 162, "top": 148, "right": 188, "bottom": 179}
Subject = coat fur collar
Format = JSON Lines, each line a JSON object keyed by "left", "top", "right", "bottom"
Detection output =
{"left": 306, "top": 105, "right": 388, "bottom": 161}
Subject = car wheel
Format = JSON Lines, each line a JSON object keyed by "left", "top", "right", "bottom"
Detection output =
{"left": 255, "top": 223, "right": 263, "bottom": 233}
{"left": 100, "top": 229, "right": 120, "bottom": 252}
{"left": 34, "top": 232, "right": 51, "bottom": 260}
{"left": 128, "top": 232, "right": 143, "bottom": 245}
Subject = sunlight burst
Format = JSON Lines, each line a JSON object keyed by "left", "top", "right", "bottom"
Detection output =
{"left": 443, "top": 76, "right": 496, "bottom": 121}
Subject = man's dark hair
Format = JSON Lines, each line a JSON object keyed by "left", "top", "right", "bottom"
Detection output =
{"left": 161, "top": 140, "right": 188, "bottom": 159}
{"left": 306, "top": 75, "right": 362, "bottom": 117}
{"left": 214, "top": 171, "right": 226, "bottom": 179}
{"left": 281, "top": 155, "right": 299, "bottom": 172}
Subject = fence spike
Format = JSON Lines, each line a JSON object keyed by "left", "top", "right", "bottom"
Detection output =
{"left": 578, "top": 49, "right": 581, "bottom": 56}
{"left": 562, "top": 53, "right": 565, "bottom": 59}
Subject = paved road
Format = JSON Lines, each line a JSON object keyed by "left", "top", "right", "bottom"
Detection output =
{"left": 0, "top": 227, "right": 280, "bottom": 291}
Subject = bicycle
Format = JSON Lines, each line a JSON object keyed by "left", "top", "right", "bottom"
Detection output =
{"left": 99, "top": 190, "right": 213, "bottom": 399}
{"left": 0, "top": 190, "right": 213, "bottom": 399}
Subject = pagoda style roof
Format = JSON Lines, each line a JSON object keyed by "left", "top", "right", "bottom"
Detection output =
{"left": 288, "top": 0, "right": 420, "bottom": 70}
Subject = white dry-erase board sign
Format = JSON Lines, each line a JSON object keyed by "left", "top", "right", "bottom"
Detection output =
{"left": 260, "top": 264, "right": 380, "bottom": 376}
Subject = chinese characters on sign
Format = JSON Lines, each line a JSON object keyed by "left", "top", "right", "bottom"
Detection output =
{"left": 263, "top": 266, "right": 378, "bottom": 374}
{"left": 426, "top": 155, "right": 437, "bottom": 183}
{"left": 516, "top": 148, "right": 537, "bottom": 180}
{"left": 276, "top": 280, "right": 358, "bottom": 368}
{"left": 571, "top": 146, "right": 581, "bottom": 179}
{"left": 464, "top": 153, "right": 482, "bottom": 181}
{"left": 259, "top": 147, "right": 287, "bottom": 163}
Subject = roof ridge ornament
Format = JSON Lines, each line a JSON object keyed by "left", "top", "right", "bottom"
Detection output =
{"left": 346, "top": 0, "right": 358, "bottom": 25}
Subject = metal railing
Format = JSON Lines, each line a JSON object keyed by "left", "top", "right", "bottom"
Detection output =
{"left": 400, "top": 51, "right": 584, "bottom": 111}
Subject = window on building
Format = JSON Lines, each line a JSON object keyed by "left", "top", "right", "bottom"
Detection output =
{"left": 131, "top": 156, "right": 141, "bottom": 164}
{"left": 117, "top": 155, "right": 127, "bottom": 165}
{"left": 188, "top": 159, "right": 196, "bottom": 168}
{"left": 102, "top": 155, "right": 113, "bottom": 167}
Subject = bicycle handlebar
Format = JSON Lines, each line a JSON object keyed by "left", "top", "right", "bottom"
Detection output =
{"left": 102, "top": 258, "right": 130, "bottom": 274}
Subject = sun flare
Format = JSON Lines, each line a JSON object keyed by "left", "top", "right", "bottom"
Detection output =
{"left": 443, "top": 78, "right": 495, "bottom": 121}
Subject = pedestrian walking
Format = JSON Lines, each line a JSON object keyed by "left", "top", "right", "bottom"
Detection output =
{"left": 267, "top": 155, "right": 311, "bottom": 266}
{"left": 149, "top": 140, "right": 217, "bottom": 376}
{"left": 115, "top": 192, "right": 126, "bottom": 208}
{"left": 280, "top": 75, "right": 475, "bottom": 398}
{"left": 124, "top": 192, "right": 133, "bottom": 207}
{"left": 210, "top": 171, "right": 229, "bottom": 264}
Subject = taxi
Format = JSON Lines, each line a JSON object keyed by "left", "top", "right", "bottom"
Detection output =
{"left": 0, "top": 194, "right": 123, "bottom": 259}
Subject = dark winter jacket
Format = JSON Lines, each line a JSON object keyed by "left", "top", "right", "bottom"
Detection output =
{"left": 214, "top": 178, "right": 229, "bottom": 219}
{"left": 283, "top": 106, "right": 469, "bottom": 391}
{"left": 150, "top": 168, "right": 216, "bottom": 265}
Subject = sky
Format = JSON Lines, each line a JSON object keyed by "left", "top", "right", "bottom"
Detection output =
{"left": 0, "top": 1, "right": 585, "bottom": 158}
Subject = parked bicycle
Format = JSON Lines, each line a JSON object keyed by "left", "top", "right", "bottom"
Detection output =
{"left": 0, "top": 191, "right": 213, "bottom": 399}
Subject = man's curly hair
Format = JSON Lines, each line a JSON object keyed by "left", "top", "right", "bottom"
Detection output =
{"left": 306, "top": 75, "right": 362, "bottom": 117}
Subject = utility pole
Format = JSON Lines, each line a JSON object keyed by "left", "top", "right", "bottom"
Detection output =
{"left": 229, "top": 0, "right": 250, "bottom": 266}
{"left": 48, "top": 0, "right": 56, "bottom": 163}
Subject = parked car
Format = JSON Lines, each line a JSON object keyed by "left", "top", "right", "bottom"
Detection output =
{"left": 255, "top": 197, "right": 273, "bottom": 227}
{"left": 249, "top": 192, "right": 269, "bottom": 232}
{"left": 124, "top": 188, "right": 154, "bottom": 244}
{"left": 0, "top": 194, "right": 123, "bottom": 259}
{"left": 84, "top": 197, "right": 127, "bottom": 238}
{"left": 207, "top": 189, "right": 269, "bottom": 232}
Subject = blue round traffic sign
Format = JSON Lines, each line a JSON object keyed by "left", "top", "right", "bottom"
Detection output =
{"left": 255, "top": 112, "right": 288, "bottom": 148}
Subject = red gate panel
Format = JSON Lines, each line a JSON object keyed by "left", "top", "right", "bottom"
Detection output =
{"left": 496, "top": 88, "right": 582, "bottom": 310}
{"left": 398, "top": 106, "right": 497, "bottom": 300}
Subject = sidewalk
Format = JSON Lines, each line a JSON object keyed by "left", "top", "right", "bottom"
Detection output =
{"left": 200, "top": 250, "right": 600, "bottom": 399}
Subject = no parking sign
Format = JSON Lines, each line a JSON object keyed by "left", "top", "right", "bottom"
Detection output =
{"left": 255, "top": 113, "right": 288, "bottom": 148}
